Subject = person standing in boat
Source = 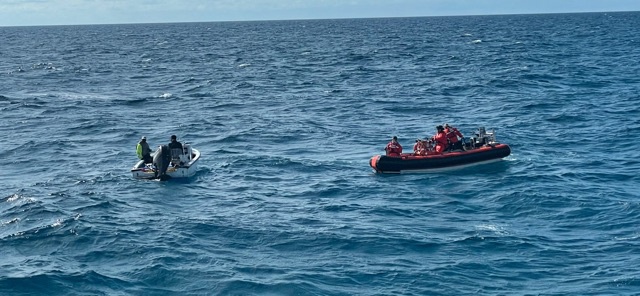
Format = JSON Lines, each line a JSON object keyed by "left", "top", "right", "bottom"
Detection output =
{"left": 432, "top": 125, "right": 448, "bottom": 153}
{"left": 385, "top": 136, "right": 403, "bottom": 157}
{"left": 136, "top": 136, "right": 153, "bottom": 164}
{"left": 444, "top": 123, "right": 464, "bottom": 151}
{"left": 168, "top": 135, "right": 184, "bottom": 166}
{"left": 168, "top": 135, "right": 183, "bottom": 150}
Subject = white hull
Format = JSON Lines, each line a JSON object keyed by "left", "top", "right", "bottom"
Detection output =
{"left": 131, "top": 147, "right": 200, "bottom": 179}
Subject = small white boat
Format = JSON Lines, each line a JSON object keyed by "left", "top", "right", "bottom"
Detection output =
{"left": 131, "top": 143, "right": 200, "bottom": 180}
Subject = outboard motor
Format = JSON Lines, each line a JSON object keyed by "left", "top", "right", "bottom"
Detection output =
{"left": 153, "top": 145, "right": 172, "bottom": 180}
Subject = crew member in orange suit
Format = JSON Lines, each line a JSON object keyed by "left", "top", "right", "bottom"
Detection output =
{"left": 432, "top": 125, "right": 448, "bottom": 153}
{"left": 385, "top": 136, "right": 403, "bottom": 157}
{"left": 444, "top": 123, "right": 464, "bottom": 151}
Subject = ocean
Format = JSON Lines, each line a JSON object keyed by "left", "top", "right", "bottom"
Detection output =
{"left": 1, "top": 12, "right": 640, "bottom": 295}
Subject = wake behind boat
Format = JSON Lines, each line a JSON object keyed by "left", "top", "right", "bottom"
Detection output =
{"left": 131, "top": 143, "right": 200, "bottom": 180}
{"left": 370, "top": 127, "right": 511, "bottom": 173}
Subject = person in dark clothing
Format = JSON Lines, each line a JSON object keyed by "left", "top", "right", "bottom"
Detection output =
{"left": 136, "top": 136, "right": 153, "bottom": 163}
{"left": 168, "top": 135, "right": 184, "bottom": 166}
{"left": 168, "top": 135, "right": 183, "bottom": 150}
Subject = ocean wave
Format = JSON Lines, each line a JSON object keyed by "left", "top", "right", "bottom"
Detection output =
{"left": 2, "top": 14, "right": 640, "bottom": 295}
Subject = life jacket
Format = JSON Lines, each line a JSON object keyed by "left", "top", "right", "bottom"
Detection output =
{"left": 385, "top": 141, "right": 403, "bottom": 156}
{"left": 433, "top": 132, "right": 448, "bottom": 153}
{"left": 445, "top": 127, "right": 462, "bottom": 143}
{"left": 433, "top": 132, "right": 447, "bottom": 146}
{"left": 136, "top": 143, "right": 143, "bottom": 159}
{"left": 413, "top": 141, "right": 426, "bottom": 155}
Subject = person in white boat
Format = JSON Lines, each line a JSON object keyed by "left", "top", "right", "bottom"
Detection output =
{"left": 168, "top": 135, "right": 184, "bottom": 166}
{"left": 136, "top": 136, "right": 153, "bottom": 164}
{"left": 168, "top": 135, "right": 183, "bottom": 150}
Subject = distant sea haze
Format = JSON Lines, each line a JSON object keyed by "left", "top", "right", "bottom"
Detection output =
{"left": 1, "top": 12, "right": 639, "bottom": 295}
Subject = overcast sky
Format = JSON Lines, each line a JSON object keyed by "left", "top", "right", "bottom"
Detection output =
{"left": 1, "top": 0, "right": 639, "bottom": 26}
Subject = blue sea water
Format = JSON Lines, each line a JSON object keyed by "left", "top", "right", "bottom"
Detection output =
{"left": 1, "top": 11, "right": 640, "bottom": 295}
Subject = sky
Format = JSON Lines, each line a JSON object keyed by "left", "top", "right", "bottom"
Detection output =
{"left": 0, "top": 0, "right": 639, "bottom": 27}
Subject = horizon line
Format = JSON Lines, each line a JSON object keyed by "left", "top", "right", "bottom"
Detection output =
{"left": 1, "top": 9, "right": 637, "bottom": 28}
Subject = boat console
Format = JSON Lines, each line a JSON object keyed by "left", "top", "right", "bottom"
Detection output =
{"left": 466, "top": 127, "right": 498, "bottom": 149}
